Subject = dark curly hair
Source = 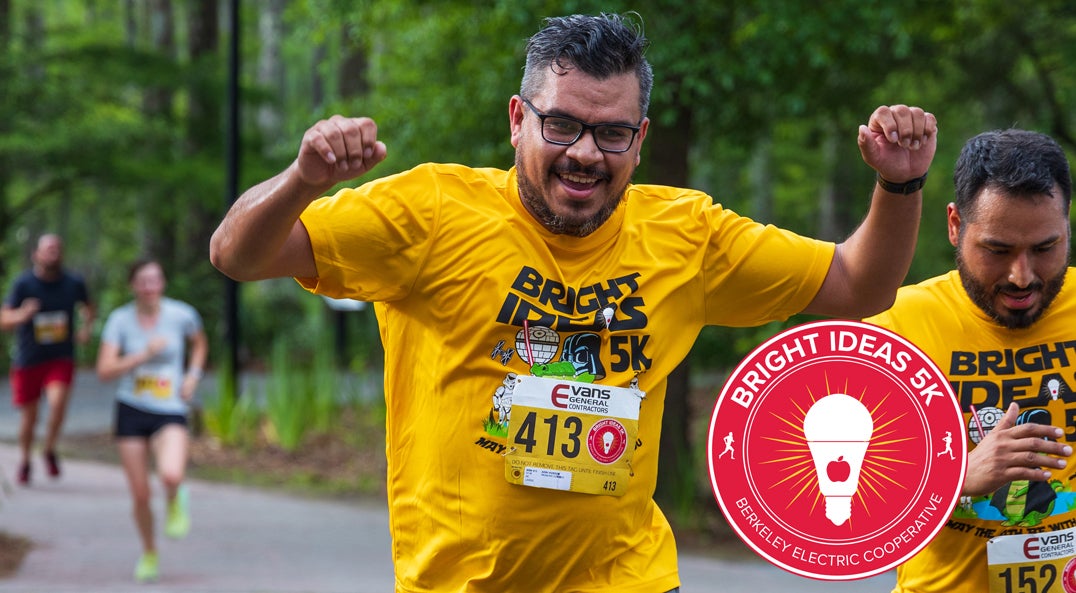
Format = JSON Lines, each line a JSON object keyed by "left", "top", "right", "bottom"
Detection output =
{"left": 520, "top": 12, "right": 652, "bottom": 119}
{"left": 953, "top": 129, "right": 1072, "bottom": 221}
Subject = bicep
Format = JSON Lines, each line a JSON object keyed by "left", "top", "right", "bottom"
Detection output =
{"left": 96, "top": 341, "right": 121, "bottom": 369}
{"left": 262, "top": 220, "right": 317, "bottom": 280}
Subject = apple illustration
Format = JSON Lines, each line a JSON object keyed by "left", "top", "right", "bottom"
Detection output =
{"left": 827, "top": 456, "right": 851, "bottom": 482}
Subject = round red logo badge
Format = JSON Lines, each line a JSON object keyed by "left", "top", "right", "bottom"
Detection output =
{"left": 587, "top": 419, "right": 628, "bottom": 464}
{"left": 708, "top": 320, "right": 966, "bottom": 580}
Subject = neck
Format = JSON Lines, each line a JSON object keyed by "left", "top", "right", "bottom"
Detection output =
{"left": 33, "top": 264, "right": 60, "bottom": 281}
{"left": 136, "top": 301, "right": 160, "bottom": 315}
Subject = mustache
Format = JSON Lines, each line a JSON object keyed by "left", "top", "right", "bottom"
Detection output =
{"left": 554, "top": 162, "right": 610, "bottom": 182}
{"left": 994, "top": 280, "right": 1044, "bottom": 294}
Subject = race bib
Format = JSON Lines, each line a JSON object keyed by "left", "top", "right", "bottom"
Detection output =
{"left": 133, "top": 365, "right": 173, "bottom": 399}
{"left": 504, "top": 375, "right": 643, "bottom": 497}
{"left": 988, "top": 526, "right": 1076, "bottom": 593}
{"left": 33, "top": 311, "right": 69, "bottom": 344}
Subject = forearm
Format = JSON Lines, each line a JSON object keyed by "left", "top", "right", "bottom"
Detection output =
{"left": 96, "top": 348, "right": 154, "bottom": 382}
{"left": 842, "top": 186, "right": 922, "bottom": 310}
{"left": 0, "top": 310, "right": 21, "bottom": 332}
{"left": 806, "top": 187, "right": 922, "bottom": 318}
{"left": 186, "top": 332, "right": 208, "bottom": 376}
{"left": 210, "top": 161, "right": 328, "bottom": 281}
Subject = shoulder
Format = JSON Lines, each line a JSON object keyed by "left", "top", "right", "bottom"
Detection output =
{"left": 162, "top": 297, "right": 197, "bottom": 314}
{"left": 103, "top": 302, "right": 136, "bottom": 325}
{"left": 623, "top": 183, "right": 731, "bottom": 226}
{"left": 11, "top": 270, "right": 36, "bottom": 288}
{"left": 626, "top": 183, "right": 714, "bottom": 208}
{"left": 369, "top": 163, "right": 507, "bottom": 191}
{"left": 864, "top": 270, "right": 962, "bottom": 328}
{"left": 894, "top": 271, "right": 963, "bottom": 308}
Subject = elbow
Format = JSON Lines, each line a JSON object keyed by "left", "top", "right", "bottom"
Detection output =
{"left": 95, "top": 366, "right": 112, "bottom": 383}
{"left": 209, "top": 232, "right": 250, "bottom": 282}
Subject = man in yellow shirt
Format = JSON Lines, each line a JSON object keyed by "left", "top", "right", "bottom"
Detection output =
{"left": 866, "top": 129, "right": 1075, "bottom": 593}
{"left": 211, "top": 12, "right": 937, "bottom": 593}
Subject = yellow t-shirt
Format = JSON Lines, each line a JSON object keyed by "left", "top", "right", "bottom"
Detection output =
{"left": 865, "top": 269, "right": 1076, "bottom": 593}
{"left": 298, "top": 163, "right": 834, "bottom": 593}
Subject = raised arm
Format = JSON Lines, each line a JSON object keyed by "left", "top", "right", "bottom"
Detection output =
{"left": 804, "top": 104, "right": 937, "bottom": 318}
{"left": 209, "top": 115, "right": 387, "bottom": 281}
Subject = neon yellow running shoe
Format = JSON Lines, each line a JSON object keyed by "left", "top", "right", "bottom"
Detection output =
{"left": 164, "top": 485, "right": 190, "bottom": 539}
{"left": 134, "top": 552, "right": 159, "bottom": 583}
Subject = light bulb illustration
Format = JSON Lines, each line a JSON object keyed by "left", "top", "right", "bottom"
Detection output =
{"left": 1049, "top": 378, "right": 1060, "bottom": 400}
{"left": 802, "top": 393, "right": 874, "bottom": 526}
{"left": 602, "top": 431, "right": 614, "bottom": 454}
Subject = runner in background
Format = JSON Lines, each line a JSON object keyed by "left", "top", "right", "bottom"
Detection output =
{"left": 96, "top": 258, "right": 207, "bottom": 583}
{"left": 1, "top": 233, "right": 95, "bottom": 485}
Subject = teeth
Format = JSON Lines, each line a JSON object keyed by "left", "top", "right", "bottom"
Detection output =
{"left": 563, "top": 173, "right": 597, "bottom": 184}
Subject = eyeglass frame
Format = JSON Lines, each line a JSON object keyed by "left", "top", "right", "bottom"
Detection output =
{"left": 519, "top": 97, "right": 642, "bottom": 154}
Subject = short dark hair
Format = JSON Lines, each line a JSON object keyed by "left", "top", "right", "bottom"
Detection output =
{"left": 127, "top": 257, "right": 161, "bottom": 283}
{"left": 953, "top": 129, "right": 1072, "bottom": 220}
{"left": 520, "top": 12, "right": 653, "bottom": 119}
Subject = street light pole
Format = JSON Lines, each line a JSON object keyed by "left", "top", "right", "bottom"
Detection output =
{"left": 224, "top": 0, "right": 241, "bottom": 396}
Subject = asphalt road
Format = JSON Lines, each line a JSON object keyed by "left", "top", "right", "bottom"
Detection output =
{"left": 0, "top": 370, "right": 897, "bottom": 592}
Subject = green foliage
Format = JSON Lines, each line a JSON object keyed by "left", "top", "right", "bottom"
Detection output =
{"left": 202, "top": 386, "right": 261, "bottom": 449}
{"left": 263, "top": 334, "right": 341, "bottom": 451}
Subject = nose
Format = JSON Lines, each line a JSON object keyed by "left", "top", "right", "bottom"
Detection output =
{"left": 565, "top": 129, "right": 604, "bottom": 164}
{"left": 1008, "top": 252, "right": 1035, "bottom": 288}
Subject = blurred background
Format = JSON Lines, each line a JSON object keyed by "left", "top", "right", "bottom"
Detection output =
{"left": 2, "top": 0, "right": 1075, "bottom": 541}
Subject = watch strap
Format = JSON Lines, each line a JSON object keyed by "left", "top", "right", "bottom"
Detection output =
{"left": 876, "top": 172, "right": 927, "bottom": 195}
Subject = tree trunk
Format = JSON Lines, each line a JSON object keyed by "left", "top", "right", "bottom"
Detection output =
{"left": 256, "top": 0, "right": 285, "bottom": 138}
{"left": 643, "top": 99, "right": 696, "bottom": 512}
{"left": 143, "top": 0, "right": 175, "bottom": 259}
{"left": 0, "top": 0, "right": 10, "bottom": 278}
{"left": 748, "top": 134, "right": 774, "bottom": 223}
{"left": 183, "top": 0, "right": 220, "bottom": 278}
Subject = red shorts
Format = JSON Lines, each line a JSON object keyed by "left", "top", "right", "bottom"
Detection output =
{"left": 10, "top": 359, "right": 75, "bottom": 407}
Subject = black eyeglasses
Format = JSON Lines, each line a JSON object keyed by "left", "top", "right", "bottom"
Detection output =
{"left": 520, "top": 97, "right": 640, "bottom": 153}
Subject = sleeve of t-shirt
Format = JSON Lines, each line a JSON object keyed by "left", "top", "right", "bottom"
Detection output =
{"left": 180, "top": 302, "right": 203, "bottom": 337}
{"left": 76, "top": 277, "right": 91, "bottom": 306}
{"left": 3, "top": 276, "right": 25, "bottom": 308}
{"left": 702, "top": 207, "right": 835, "bottom": 327}
{"left": 100, "top": 310, "right": 123, "bottom": 348}
{"left": 296, "top": 165, "right": 440, "bottom": 302}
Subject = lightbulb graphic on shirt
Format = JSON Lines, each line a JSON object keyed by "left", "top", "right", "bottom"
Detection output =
{"left": 602, "top": 431, "right": 615, "bottom": 454}
{"left": 803, "top": 393, "right": 874, "bottom": 526}
{"left": 1049, "top": 378, "right": 1061, "bottom": 400}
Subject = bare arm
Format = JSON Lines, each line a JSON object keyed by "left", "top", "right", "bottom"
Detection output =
{"left": 962, "top": 403, "right": 1071, "bottom": 497}
{"left": 804, "top": 105, "right": 938, "bottom": 318}
{"left": 209, "top": 115, "right": 388, "bottom": 281}
{"left": 96, "top": 335, "right": 167, "bottom": 382}
{"left": 0, "top": 299, "right": 40, "bottom": 332}
{"left": 180, "top": 329, "right": 209, "bottom": 401}
{"left": 76, "top": 301, "right": 96, "bottom": 345}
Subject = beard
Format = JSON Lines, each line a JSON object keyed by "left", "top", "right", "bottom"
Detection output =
{"left": 956, "top": 248, "right": 1066, "bottom": 330}
{"left": 515, "top": 151, "right": 628, "bottom": 237}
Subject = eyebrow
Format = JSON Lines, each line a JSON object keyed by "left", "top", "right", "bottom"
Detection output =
{"left": 533, "top": 102, "right": 639, "bottom": 127}
{"left": 981, "top": 234, "right": 1065, "bottom": 249}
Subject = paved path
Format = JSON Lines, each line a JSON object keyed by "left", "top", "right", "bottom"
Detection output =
{"left": 0, "top": 371, "right": 897, "bottom": 592}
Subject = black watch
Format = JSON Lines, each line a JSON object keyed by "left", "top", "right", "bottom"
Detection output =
{"left": 876, "top": 173, "right": 927, "bottom": 195}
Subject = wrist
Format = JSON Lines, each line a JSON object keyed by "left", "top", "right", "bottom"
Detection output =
{"left": 876, "top": 172, "right": 928, "bottom": 195}
{"left": 187, "top": 368, "right": 204, "bottom": 380}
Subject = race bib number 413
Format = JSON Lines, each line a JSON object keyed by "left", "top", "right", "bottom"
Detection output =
{"left": 708, "top": 320, "right": 967, "bottom": 580}
{"left": 504, "top": 375, "right": 641, "bottom": 497}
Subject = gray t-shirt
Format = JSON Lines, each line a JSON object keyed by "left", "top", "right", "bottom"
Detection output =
{"left": 100, "top": 297, "right": 202, "bottom": 415}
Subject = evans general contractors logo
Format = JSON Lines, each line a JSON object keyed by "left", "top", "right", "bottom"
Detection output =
{"left": 708, "top": 320, "right": 967, "bottom": 580}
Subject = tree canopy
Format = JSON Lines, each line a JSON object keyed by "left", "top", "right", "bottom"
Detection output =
{"left": 2, "top": 0, "right": 1075, "bottom": 369}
